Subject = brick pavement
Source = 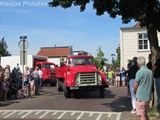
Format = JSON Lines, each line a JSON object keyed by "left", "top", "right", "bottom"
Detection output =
{"left": 0, "top": 86, "right": 159, "bottom": 120}
{"left": 120, "top": 96, "right": 139, "bottom": 120}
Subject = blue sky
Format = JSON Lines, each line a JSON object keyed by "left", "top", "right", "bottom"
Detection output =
{"left": 0, "top": 0, "right": 135, "bottom": 63}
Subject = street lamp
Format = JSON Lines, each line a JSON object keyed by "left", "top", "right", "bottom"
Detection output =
{"left": 111, "top": 54, "right": 115, "bottom": 70}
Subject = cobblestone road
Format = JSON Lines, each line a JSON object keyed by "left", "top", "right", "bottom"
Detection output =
{"left": 0, "top": 86, "right": 143, "bottom": 120}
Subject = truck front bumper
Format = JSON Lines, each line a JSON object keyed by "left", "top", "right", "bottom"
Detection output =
{"left": 69, "top": 85, "right": 108, "bottom": 90}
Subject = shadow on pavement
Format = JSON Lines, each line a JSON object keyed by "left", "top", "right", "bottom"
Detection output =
{"left": 102, "top": 95, "right": 132, "bottom": 112}
{"left": 72, "top": 89, "right": 115, "bottom": 99}
{"left": 102, "top": 88, "right": 132, "bottom": 112}
{"left": 0, "top": 99, "right": 20, "bottom": 107}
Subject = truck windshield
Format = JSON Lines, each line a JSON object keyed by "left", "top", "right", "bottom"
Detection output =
{"left": 70, "top": 58, "right": 94, "bottom": 66}
{"left": 42, "top": 64, "right": 55, "bottom": 69}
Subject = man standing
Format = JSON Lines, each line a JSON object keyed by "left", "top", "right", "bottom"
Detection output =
{"left": 146, "top": 54, "right": 154, "bottom": 108}
{"left": 120, "top": 66, "right": 126, "bottom": 87}
{"left": 134, "top": 56, "right": 153, "bottom": 120}
{"left": 108, "top": 68, "right": 115, "bottom": 87}
{"left": 31, "top": 67, "right": 39, "bottom": 95}
{"left": 38, "top": 66, "right": 43, "bottom": 88}
{"left": 152, "top": 47, "right": 160, "bottom": 105}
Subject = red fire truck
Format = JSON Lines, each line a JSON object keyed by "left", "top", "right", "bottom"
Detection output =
{"left": 55, "top": 54, "right": 108, "bottom": 98}
{"left": 1, "top": 55, "right": 57, "bottom": 86}
{"left": 35, "top": 61, "right": 56, "bottom": 86}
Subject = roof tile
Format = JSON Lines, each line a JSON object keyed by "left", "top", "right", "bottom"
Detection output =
{"left": 37, "top": 47, "right": 71, "bottom": 57}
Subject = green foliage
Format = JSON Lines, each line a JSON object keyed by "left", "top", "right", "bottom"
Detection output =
{"left": 94, "top": 46, "right": 108, "bottom": 69}
{"left": 114, "top": 44, "right": 120, "bottom": 68}
{"left": 148, "top": 107, "right": 159, "bottom": 119}
{"left": 82, "top": 51, "right": 89, "bottom": 55}
{"left": 0, "top": 37, "right": 9, "bottom": 57}
{"left": 49, "top": 0, "right": 160, "bottom": 28}
{"left": 48, "top": 0, "right": 90, "bottom": 12}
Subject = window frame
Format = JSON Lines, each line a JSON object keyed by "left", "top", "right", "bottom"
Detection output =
{"left": 137, "top": 33, "right": 150, "bottom": 51}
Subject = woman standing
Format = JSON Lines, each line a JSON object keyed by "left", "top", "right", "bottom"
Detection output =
{"left": 29, "top": 67, "right": 34, "bottom": 94}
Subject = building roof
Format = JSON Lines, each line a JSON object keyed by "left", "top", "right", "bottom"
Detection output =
{"left": 133, "top": 22, "right": 141, "bottom": 27}
{"left": 37, "top": 46, "right": 72, "bottom": 57}
{"left": 120, "top": 22, "right": 146, "bottom": 30}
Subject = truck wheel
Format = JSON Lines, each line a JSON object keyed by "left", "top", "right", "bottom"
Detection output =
{"left": 99, "top": 88, "right": 105, "bottom": 98}
{"left": 57, "top": 78, "right": 63, "bottom": 92}
{"left": 63, "top": 84, "right": 71, "bottom": 98}
{"left": 50, "top": 81, "right": 56, "bottom": 86}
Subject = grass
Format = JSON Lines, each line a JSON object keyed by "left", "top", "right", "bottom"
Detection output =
{"left": 148, "top": 107, "right": 159, "bottom": 119}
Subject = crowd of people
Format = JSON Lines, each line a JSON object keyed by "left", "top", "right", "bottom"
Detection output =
{"left": 0, "top": 64, "right": 43, "bottom": 100}
{"left": 99, "top": 47, "right": 160, "bottom": 120}
{"left": 104, "top": 66, "right": 127, "bottom": 88}
{"left": 125, "top": 47, "right": 160, "bottom": 120}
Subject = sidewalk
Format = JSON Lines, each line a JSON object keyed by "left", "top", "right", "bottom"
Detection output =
{"left": 120, "top": 95, "right": 139, "bottom": 120}
{"left": 118, "top": 88, "right": 158, "bottom": 120}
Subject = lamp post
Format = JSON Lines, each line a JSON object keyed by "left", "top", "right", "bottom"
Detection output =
{"left": 111, "top": 54, "right": 115, "bottom": 70}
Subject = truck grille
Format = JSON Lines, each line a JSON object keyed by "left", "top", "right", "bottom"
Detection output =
{"left": 77, "top": 72, "right": 97, "bottom": 86}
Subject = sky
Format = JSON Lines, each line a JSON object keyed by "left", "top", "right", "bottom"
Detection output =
{"left": 0, "top": 0, "right": 136, "bottom": 64}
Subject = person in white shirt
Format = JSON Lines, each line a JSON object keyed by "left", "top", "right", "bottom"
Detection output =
{"left": 39, "top": 67, "right": 43, "bottom": 88}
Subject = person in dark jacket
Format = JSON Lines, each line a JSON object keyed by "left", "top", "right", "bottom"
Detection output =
{"left": 146, "top": 54, "right": 154, "bottom": 107}
{"left": 152, "top": 47, "right": 160, "bottom": 105}
{"left": 128, "top": 57, "right": 139, "bottom": 114}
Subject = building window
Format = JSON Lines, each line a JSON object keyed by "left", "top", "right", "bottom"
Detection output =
{"left": 138, "top": 33, "right": 149, "bottom": 51}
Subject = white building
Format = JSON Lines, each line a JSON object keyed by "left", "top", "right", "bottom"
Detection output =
{"left": 120, "top": 22, "right": 160, "bottom": 69}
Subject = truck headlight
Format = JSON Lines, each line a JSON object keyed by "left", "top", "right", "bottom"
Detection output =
{"left": 97, "top": 73, "right": 102, "bottom": 85}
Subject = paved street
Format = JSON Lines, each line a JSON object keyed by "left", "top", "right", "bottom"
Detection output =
{"left": 0, "top": 85, "right": 140, "bottom": 120}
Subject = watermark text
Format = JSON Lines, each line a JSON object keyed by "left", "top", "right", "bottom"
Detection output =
{"left": 0, "top": 1, "right": 48, "bottom": 7}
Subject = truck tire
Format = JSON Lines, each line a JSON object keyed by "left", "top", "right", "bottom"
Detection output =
{"left": 50, "top": 81, "right": 56, "bottom": 86}
{"left": 63, "top": 84, "right": 71, "bottom": 98}
{"left": 99, "top": 88, "right": 105, "bottom": 98}
{"left": 57, "top": 78, "right": 63, "bottom": 92}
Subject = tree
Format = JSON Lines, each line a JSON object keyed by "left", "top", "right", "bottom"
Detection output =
{"left": 49, "top": 0, "right": 160, "bottom": 110}
{"left": 0, "top": 37, "right": 9, "bottom": 57}
{"left": 94, "top": 46, "right": 108, "bottom": 69}
{"left": 48, "top": 0, "right": 160, "bottom": 58}
{"left": 115, "top": 44, "right": 120, "bottom": 68}
{"left": 82, "top": 51, "right": 89, "bottom": 55}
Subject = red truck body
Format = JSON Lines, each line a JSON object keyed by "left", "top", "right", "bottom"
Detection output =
{"left": 55, "top": 55, "right": 108, "bottom": 98}
{"left": 32, "top": 56, "right": 57, "bottom": 86}
{"left": 35, "top": 61, "right": 56, "bottom": 86}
